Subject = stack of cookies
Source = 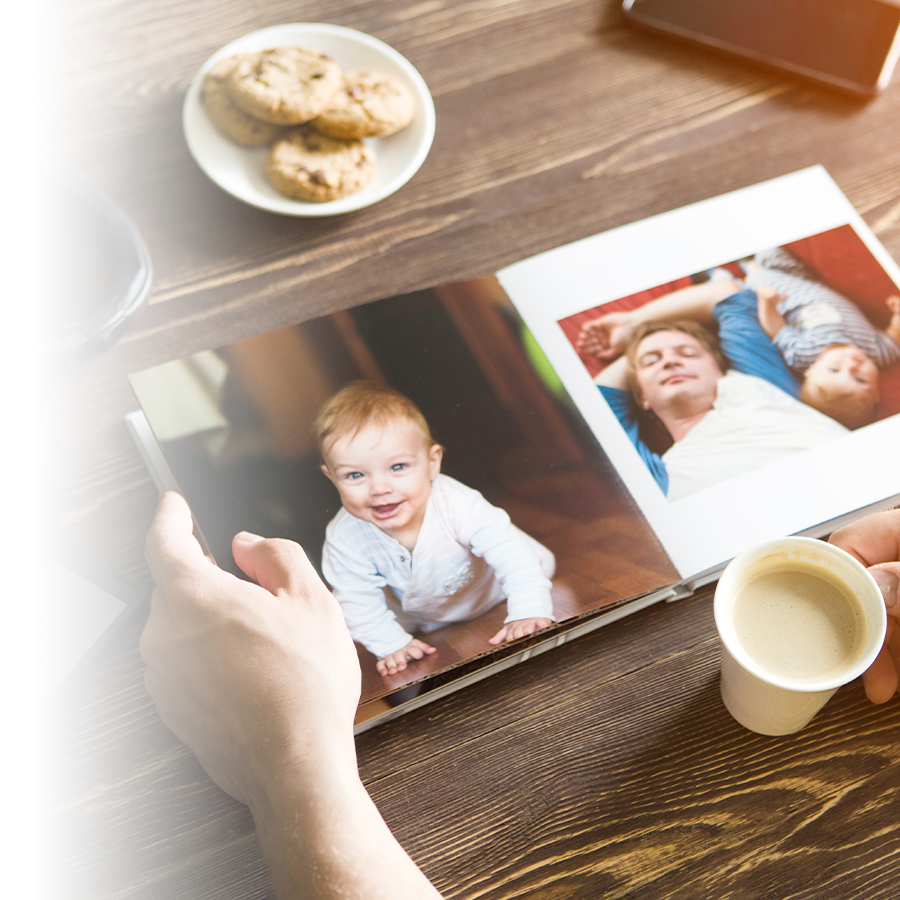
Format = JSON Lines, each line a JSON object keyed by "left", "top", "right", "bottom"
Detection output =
{"left": 201, "top": 46, "right": 416, "bottom": 203}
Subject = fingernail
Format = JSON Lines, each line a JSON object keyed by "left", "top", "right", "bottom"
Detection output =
{"left": 235, "top": 531, "right": 265, "bottom": 544}
{"left": 870, "top": 567, "right": 899, "bottom": 611}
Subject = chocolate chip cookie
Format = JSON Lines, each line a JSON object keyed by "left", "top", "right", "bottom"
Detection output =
{"left": 201, "top": 55, "right": 289, "bottom": 146}
{"left": 312, "top": 70, "right": 415, "bottom": 139}
{"left": 228, "top": 47, "right": 343, "bottom": 125}
{"left": 265, "top": 126, "right": 376, "bottom": 202}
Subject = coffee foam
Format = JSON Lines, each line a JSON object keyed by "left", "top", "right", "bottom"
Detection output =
{"left": 731, "top": 557, "right": 866, "bottom": 684}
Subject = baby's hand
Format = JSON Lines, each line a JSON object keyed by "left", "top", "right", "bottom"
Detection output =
{"left": 488, "top": 617, "right": 553, "bottom": 646}
{"left": 376, "top": 638, "right": 437, "bottom": 677}
{"left": 756, "top": 285, "right": 786, "bottom": 339}
{"left": 756, "top": 284, "right": 783, "bottom": 310}
{"left": 886, "top": 296, "right": 900, "bottom": 343}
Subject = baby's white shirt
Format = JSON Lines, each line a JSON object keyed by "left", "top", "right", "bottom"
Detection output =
{"left": 322, "top": 474, "right": 555, "bottom": 659}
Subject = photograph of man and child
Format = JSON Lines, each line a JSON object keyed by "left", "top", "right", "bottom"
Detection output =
{"left": 558, "top": 225, "right": 900, "bottom": 503}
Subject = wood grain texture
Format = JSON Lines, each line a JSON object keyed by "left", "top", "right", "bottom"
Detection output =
{"left": 47, "top": 0, "right": 900, "bottom": 897}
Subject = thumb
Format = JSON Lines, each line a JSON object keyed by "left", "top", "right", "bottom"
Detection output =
{"left": 232, "top": 532, "right": 327, "bottom": 603}
{"left": 870, "top": 564, "right": 900, "bottom": 614}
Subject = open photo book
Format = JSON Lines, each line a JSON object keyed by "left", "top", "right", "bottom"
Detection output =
{"left": 127, "top": 166, "right": 900, "bottom": 731}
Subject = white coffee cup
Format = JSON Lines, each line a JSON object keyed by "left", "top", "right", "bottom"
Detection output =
{"left": 714, "top": 536, "right": 887, "bottom": 736}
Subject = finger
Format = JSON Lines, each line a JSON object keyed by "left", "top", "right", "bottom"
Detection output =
{"left": 145, "top": 491, "right": 208, "bottom": 587}
{"left": 863, "top": 617, "right": 900, "bottom": 703}
{"left": 232, "top": 532, "right": 327, "bottom": 603}
{"left": 870, "top": 566, "right": 900, "bottom": 613}
{"left": 378, "top": 655, "right": 399, "bottom": 675}
{"left": 862, "top": 645, "right": 899, "bottom": 703}
{"left": 829, "top": 510, "right": 900, "bottom": 568}
{"left": 383, "top": 651, "right": 408, "bottom": 674}
{"left": 488, "top": 627, "right": 508, "bottom": 646}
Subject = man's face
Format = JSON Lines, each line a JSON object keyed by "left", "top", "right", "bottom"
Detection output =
{"left": 633, "top": 329, "right": 724, "bottom": 415}
{"left": 321, "top": 418, "right": 442, "bottom": 540}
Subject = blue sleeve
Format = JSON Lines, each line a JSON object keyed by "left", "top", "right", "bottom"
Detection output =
{"left": 713, "top": 289, "right": 801, "bottom": 398}
{"left": 598, "top": 385, "right": 668, "bottom": 495}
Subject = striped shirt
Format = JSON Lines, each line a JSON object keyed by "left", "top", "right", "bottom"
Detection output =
{"left": 745, "top": 247, "right": 900, "bottom": 372}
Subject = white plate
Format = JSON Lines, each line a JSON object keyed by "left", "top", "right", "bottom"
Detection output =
{"left": 183, "top": 23, "right": 436, "bottom": 216}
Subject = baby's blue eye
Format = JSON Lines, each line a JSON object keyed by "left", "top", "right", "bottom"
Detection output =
{"left": 345, "top": 471, "right": 364, "bottom": 480}
{"left": 391, "top": 463, "right": 408, "bottom": 472}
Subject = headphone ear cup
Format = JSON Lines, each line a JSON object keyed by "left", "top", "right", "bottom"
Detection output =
{"left": 34, "top": 162, "right": 152, "bottom": 372}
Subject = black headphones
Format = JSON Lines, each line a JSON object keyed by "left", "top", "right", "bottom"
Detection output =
{"left": 34, "top": 162, "right": 152, "bottom": 372}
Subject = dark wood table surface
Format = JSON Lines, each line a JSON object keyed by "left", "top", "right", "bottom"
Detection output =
{"left": 49, "top": 1, "right": 900, "bottom": 898}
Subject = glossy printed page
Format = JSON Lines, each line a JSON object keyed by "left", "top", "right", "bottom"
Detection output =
{"left": 499, "top": 167, "right": 900, "bottom": 581}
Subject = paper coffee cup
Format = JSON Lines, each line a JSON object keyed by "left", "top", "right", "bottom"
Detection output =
{"left": 714, "top": 536, "right": 887, "bottom": 736}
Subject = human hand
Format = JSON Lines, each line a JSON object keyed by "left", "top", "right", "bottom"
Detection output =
{"left": 377, "top": 638, "right": 437, "bottom": 676}
{"left": 756, "top": 284, "right": 783, "bottom": 310}
{"left": 575, "top": 311, "right": 635, "bottom": 360}
{"left": 141, "top": 492, "right": 362, "bottom": 808}
{"left": 829, "top": 509, "right": 900, "bottom": 703}
{"left": 886, "top": 296, "right": 900, "bottom": 343}
{"left": 488, "top": 617, "right": 554, "bottom": 646}
{"left": 755, "top": 285, "right": 786, "bottom": 340}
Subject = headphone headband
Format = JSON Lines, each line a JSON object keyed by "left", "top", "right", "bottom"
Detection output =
{"left": 34, "top": 162, "right": 152, "bottom": 372}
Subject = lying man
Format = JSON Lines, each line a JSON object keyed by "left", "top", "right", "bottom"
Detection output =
{"left": 581, "top": 278, "right": 848, "bottom": 500}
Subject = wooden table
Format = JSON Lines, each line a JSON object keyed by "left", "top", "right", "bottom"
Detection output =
{"left": 49, "top": 1, "right": 900, "bottom": 897}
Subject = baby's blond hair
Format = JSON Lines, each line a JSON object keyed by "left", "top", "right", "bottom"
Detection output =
{"left": 314, "top": 381, "right": 434, "bottom": 460}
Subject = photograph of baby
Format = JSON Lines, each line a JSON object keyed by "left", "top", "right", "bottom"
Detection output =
{"left": 557, "top": 224, "right": 900, "bottom": 503}
{"left": 129, "top": 278, "right": 679, "bottom": 713}
{"left": 316, "top": 381, "right": 556, "bottom": 678}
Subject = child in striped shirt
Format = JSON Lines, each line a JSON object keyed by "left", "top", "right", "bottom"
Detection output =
{"left": 746, "top": 247, "right": 900, "bottom": 429}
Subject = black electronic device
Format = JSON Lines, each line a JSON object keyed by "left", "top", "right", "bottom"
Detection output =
{"left": 622, "top": 0, "right": 900, "bottom": 97}
{"left": 34, "top": 162, "right": 152, "bottom": 372}
{"left": 0, "top": 537, "right": 150, "bottom": 712}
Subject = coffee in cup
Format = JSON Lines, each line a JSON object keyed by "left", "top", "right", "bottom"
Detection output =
{"left": 715, "top": 536, "right": 886, "bottom": 735}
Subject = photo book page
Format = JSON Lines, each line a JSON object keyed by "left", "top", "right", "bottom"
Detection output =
{"left": 499, "top": 166, "right": 900, "bottom": 583}
{"left": 127, "top": 276, "right": 681, "bottom": 728}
